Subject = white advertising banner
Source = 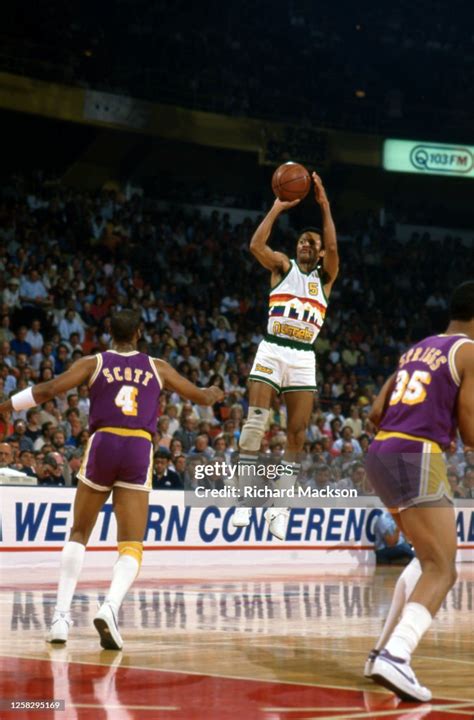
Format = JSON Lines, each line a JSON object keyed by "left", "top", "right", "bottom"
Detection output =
{"left": 0, "top": 488, "right": 472, "bottom": 567}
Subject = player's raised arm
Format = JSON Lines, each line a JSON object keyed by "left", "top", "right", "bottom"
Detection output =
{"left": 155, "top": 359, "right": 224, "bottom": 406}
{"left": 455, "top": 343, "right": 474, "bottom": 447}
{"left": 313, "top": 173, "right": 339, "bottom": 293}
{"left": 249, "top": 199, "right": 298, "bottom": 273}
{"left": 0, "top": 356, "right": 97, "bottom": 415}
{"left": 368, "top": 372, "right": 396, "bottom": 429}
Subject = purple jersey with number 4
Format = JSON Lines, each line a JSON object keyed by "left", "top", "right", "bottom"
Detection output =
{"left": 380, "top": 334, "right": 472, "bottom": 447}
{"left": 88, "top": 350, "right": 161, "bottom": 434}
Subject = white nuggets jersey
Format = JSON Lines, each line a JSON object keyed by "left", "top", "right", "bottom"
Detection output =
{"left": 267, "top": 260, "right": 328, "bottom": 346}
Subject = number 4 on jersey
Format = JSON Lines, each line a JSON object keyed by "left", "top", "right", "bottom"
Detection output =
{"left": 115, "top": 385, "right": 139, "bottom": 416}
{"left": 389, "top": 369, "right": 432, "bottom": 406}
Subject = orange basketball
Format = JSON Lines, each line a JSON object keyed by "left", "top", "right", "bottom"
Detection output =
{"left": 271, "top": 162, "right": 311, "bottom": 201}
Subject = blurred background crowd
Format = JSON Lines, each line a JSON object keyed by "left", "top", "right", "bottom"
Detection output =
{"left": 2, "top": 0, "right": 473, "bottom": 139}
{"left": 0, "top": 173, "right": 472, "bottom": 498}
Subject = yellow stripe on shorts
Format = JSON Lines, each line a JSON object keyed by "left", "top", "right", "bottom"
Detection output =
{"left": 99, "top": 426, "right": 152, "bottom": 441}
{"left": 375, "top": 430, "right": 442, "bottom": 452}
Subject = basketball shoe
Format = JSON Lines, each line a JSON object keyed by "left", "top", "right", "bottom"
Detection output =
{"left": 371, "top": 649, "right": 432, "bottom": 702}
{"left": 264, "top": 508, "right": 289, "bottom": 540}
{"left": 46, "top": 610, "right": 72, "bottom": 644}
{"left": 232, "top": 507, "right": 251, "bottom": 527}
{"left": 93, "top": 601, "right": 123, "bottom": 651}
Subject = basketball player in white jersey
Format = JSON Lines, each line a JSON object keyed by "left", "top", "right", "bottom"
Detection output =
{"left": 232, "top": 173, "right": 339, "bottom": 538}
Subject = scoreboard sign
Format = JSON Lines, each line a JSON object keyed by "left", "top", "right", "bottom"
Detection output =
{"left": 383, "top": 139, "right": 474, "bottom": 178}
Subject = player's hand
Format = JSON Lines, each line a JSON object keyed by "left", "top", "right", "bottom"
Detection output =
{"left": 312, "top": 172, "right": 329, "bottom": 207}
{"left": 204, "top": 385, "right": 225, "bottom": 405}
{"left": 272, "top": 198, "right": 300, "bottom": 213}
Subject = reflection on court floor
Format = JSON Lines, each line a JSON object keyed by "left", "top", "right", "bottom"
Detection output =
{"left": 1, "top": 565, "right": 473, "bottom": 719}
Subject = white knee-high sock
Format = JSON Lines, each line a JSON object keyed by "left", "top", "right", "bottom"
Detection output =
{"left": 375, "top": 557, "right": 422, "bottom": 650}
{"left": 237, "top": 453, "right": 259, "bottom": 505}
{"left": 105, "top": 555, "right": 140, "bottom": 614}
{"left": 55, "top": 541, "right": 86, "bottom": 614}
{"left": 385, "top": 602, "right": 432, "bottom": 661}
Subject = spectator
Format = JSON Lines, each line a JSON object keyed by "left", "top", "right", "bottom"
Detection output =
{"left": 152, "top": 450, "right": 183, "bottom": 489}
{"left": 7, "top": 419, "right": 34, "bottom": 452}
{"left": 59, "top": 309, "right": 85, "bottom": 343}
{"left": 173, "top": 416, "right": 198, "bottom": 452}
{"left": 0, "top": 442, "right": 13, "bottom": 468}
{"left": 463, "top": 467, "right": 474, "bottom": 499}
{"left": 10, "top": 327, "right": 33, "bottom": 357}
{"left": 374, "top": 511, "right": 415, "bottom": 565}
{"left": 37, "top": 452, "right": 67, "bottom": 486}
{"left": 3, "top": 279, "right": 21, "bottom": 310}
{"left": 173, "top": 454, "right": 187, "bottom": 486}
{"left": 15, "top": 449, "right": 37, "bottom": 478}
{"left": 26, "top": 319, "right": 44, "bottom": 356}
{"left": 25, "top": 408, "right": 42, "bottom": 444}
{"left": 447, "top": 468, "right": 466, "bottom": 499}
{"left": 332, "top": 426, "right": 363, "bottom": 455}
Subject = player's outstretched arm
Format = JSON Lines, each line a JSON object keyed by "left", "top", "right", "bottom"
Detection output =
{"left": 249, "top": 199, "right": 298, "bottom": 272}
{"left": 155, "top": 360, "right": 225, "bottom": 406}
{"left": 456, "top": 343, "right": 474, "bottom": 448}
{"left": 0, "top": 356, "right": 97, "bottom": 416}
{"left": 368, "top": 372, "right": 396, "bottom": 430}
{"left": 313, "top": 173, "right": 339, "bottom": 294}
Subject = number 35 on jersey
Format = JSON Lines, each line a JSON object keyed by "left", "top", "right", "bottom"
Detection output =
{"left": 389, "top": 370, "right": 431, "bottom": 406}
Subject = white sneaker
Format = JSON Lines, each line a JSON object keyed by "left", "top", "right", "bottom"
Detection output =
{"left": 264, "top": 508, "right": 289, "bottom": 540}
{"left": 364, "top": 648, "right": 379, "bottom": 678}
{"left": 93, "top": 602, "right": 123, "bottom": 651}
{"left": 46, "top": 611, "right": 72, "bottom": 644}
{"left": 232, "top": 507, "right": 251, "bottom": 527}
{"left": 371, "top": 649, "right": 432, "bottom": 702}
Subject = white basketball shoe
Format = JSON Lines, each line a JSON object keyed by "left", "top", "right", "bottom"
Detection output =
{"left": 231, "top": 507, "right": 251, "bottom": 527}
{"left": 46, "top": 610, "right": 72, "bottom": 644}
{"left": 93, "top": 602, "right": 123, "bottom": 651}
{"left": 371, "top": 649, "right": 432, "bottom": 702}
{"left": 264, "top": 508, "right": 289, "bottom": 540}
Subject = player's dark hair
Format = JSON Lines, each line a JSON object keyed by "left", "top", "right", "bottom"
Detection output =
{"left": 450, "top": 281, "right": 474, "bottom": 322}
{"left": 111, "top": 309, "right": 141, "bottom": 342}
{"left": 299, "top": 226, "right": 323, "bottom": 246}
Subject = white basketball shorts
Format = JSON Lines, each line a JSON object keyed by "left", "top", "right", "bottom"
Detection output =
{"left": 248, "top": 338, "right": 317, "bottom": 394}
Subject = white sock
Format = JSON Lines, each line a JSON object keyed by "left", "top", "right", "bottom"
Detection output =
{"left": 385, "top": 601, "right": 432, "bottom": 661}
{"left": 237, "top": 453, "right": 258, "bottom": 505}
{"left": 105, "top": 555, "right": 140, "bottom": 614}
{"left": 55, "top": 541, "right": 86, "bottom": 614}
{"left": 375, "top": 558, "right": 422, "bottom": 650}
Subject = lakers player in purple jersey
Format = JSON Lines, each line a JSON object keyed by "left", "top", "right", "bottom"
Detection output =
{"left": 363, "top": 282, "right": 474, "bottom": 702}
{"left": 0, "top": 310, "right": 223, "bottom": 650}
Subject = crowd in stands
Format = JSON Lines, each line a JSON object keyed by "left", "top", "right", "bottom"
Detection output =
{"left": 2, "top": 0, "right": 473, "bottom": 138}
{"left": 0, "top": 172, "right": 473, "bottom": 499}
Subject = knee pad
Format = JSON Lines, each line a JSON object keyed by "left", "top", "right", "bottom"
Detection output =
{"left": 118, "top": 541, "right": 143, "bottom": 568}
{"left": 239, "top": 406, "right": 269, "bottom": 453}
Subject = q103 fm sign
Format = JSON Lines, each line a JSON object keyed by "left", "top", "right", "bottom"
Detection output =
{"left": 383, "top": 139, "right": 474, "bottom": 178}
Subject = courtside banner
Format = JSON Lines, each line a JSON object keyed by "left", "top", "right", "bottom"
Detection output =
{"left": 0, "top": 488, "right": 473, "bottom": 565}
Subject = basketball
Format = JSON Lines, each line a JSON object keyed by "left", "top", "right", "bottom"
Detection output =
{"left": 271, "top": 162, "right": 311, "bottom": 201}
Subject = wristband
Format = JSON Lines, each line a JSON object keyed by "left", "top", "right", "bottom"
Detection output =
{"left": 11, "top": 386, "right": 36, "bottom": 411}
